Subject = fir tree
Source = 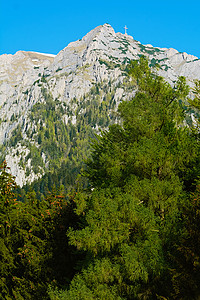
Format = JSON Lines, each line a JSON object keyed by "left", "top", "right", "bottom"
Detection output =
{"left": 49, "top": 58, "right": 200, "bottom": 299}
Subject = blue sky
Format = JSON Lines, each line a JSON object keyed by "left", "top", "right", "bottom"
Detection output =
{"left": 1, "top": 0, "right": 200, "bottom": 58}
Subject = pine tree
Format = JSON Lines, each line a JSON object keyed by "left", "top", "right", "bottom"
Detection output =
{"left": 0, "top": 162, "right": 80, "bottom": 299}
{"left": 49, "top": 58, "right": 199, "bottom": 299}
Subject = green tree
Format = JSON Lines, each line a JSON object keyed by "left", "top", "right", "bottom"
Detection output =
{"left": 167, "top": 186, "right": 200, "bottom": 299}
{"left": 49, "top": 58, "right": 199, "bottom": 299}
{"left": 188, "top": 79, "right": 200, "bottom": 110}
{"left": 86, "top": 57, "right": 196, "bottom": 217}
{"left": 166, "top": 79, "right": 200, "bottom": 299}
{"left": 0, "top": 162, "right": 81, "bottom": 299}
{"left": 0, "top": 161, "right": 17, "bottom": 298}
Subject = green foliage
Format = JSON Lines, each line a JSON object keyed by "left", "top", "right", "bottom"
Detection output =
{"left": 167, "top": 186, "right": 200, "bottom": 299}
{"left": 86, "top": 58, "right": 195, "bottom": 204}
{"left": 50, "top": 188, "right": 163, "bottom": 299}
{"left": 49, "top": 57, "right": 200, "bottom": 299}
{"left": 99, "top": 59, "right": 120, "bottom": 69}
{"left": 3, "top": 57, "right": 200, "bottom": 299}
{"left": 188, "top": 80, "right": 200, "bottom": 119}
{"left": 0, "top": 162, "right": 81, "bottom": 299}
{"left": 6, "top": 125, "right": 23, "bottom": 147}
{"left": 22, "top": 89, "right": 29, "bottom": 95}
{"left": 138, "top": 44, "right": 162, "bottom": 55}
{"left": 21, "top": 80, "right": 119, "bottom": 198}
{"left": 56, "top": 68, "right": 62, "bottom": 72}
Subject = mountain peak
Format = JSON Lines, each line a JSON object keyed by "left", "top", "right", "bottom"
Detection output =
{"left": 72, "top": 23, "right": 116, "bottom": 46}
{"left": 1, "top": 24, "right": 200, "bottom": 186}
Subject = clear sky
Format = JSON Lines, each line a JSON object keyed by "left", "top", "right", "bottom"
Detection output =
{"left": 1, "top": 0, "right": 200, "bottom": 58}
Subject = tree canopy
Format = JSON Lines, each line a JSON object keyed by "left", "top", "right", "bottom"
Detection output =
{"left": 2, "top": 57, "right": 200, "bottom": 299}
{"left": 48, "top": 57, "right": 200, "bottom": 299}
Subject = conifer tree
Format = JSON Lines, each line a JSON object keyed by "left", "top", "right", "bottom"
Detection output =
{"left": 49, "top": 58, "right": 199, "bottom": 299}
{"left": 0, "top": 162, "right": 80, "bottom": 299}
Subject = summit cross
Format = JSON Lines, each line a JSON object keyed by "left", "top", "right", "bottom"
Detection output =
{"left": 124, "top": 25, "right": 128, "bottom": 35}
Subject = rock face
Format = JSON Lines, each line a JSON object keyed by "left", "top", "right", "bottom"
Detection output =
{"left": 1, "top": 23, "right": 200, "bottom": 186}
{"left": 0, "top": 51, "right": 54, "bottom": 143}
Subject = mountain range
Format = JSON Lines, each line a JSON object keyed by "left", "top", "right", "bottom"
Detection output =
{"left": 1, "top": 23, "right": 200, "bottom": 188}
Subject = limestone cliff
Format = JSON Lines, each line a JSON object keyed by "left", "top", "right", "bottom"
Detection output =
{"left": 0, "top": 24, "right": 199, "bottom": 186}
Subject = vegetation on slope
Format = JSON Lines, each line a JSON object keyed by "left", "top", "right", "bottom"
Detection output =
{"left": 1, "top": 57, "right": 200, "bottom": 299}
{"left": 48, "top": 57, "right": 200, "bottom": 299}
{"left": 14, "top": 79, "right": 127, "bottom": 199}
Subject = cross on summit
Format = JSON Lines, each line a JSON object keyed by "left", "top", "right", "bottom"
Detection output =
{"left": 124, "top": 25, "right": 128, "bottom": 35}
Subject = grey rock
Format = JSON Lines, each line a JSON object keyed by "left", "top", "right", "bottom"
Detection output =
{"left": 1, "top": 23, "right": 199, "bottom": 185}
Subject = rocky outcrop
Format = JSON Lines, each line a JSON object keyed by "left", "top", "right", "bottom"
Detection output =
{"left": 1, "top": 23, "right": 199, "bottom": 186}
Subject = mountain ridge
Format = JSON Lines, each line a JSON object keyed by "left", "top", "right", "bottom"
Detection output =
{"left": 1, "top": 23, "right": 200, "bottom": 187}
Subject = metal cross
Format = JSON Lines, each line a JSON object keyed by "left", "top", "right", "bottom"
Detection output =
{"left": 124, "top": 25, "right": 128, "bottom": 35}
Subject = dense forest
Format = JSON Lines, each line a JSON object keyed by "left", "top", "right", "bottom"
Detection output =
{"left": 1, "top": 57, "right": 200, "bottom": 299}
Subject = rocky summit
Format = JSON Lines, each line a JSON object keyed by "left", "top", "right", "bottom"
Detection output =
{"left": 1, "top": 24, "right": 200, "bottom": 187}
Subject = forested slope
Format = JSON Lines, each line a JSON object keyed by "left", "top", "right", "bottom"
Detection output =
{"left": 1, "top": 58, "right": 200, "bottom": 299}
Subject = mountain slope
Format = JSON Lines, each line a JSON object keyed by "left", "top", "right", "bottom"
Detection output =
{"left": 0, "top": 23, "right": 199, "bottom": 187}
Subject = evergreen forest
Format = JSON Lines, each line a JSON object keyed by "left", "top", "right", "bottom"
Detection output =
{"left": 2, "top": 57, "right": 200, "bottom": 299}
